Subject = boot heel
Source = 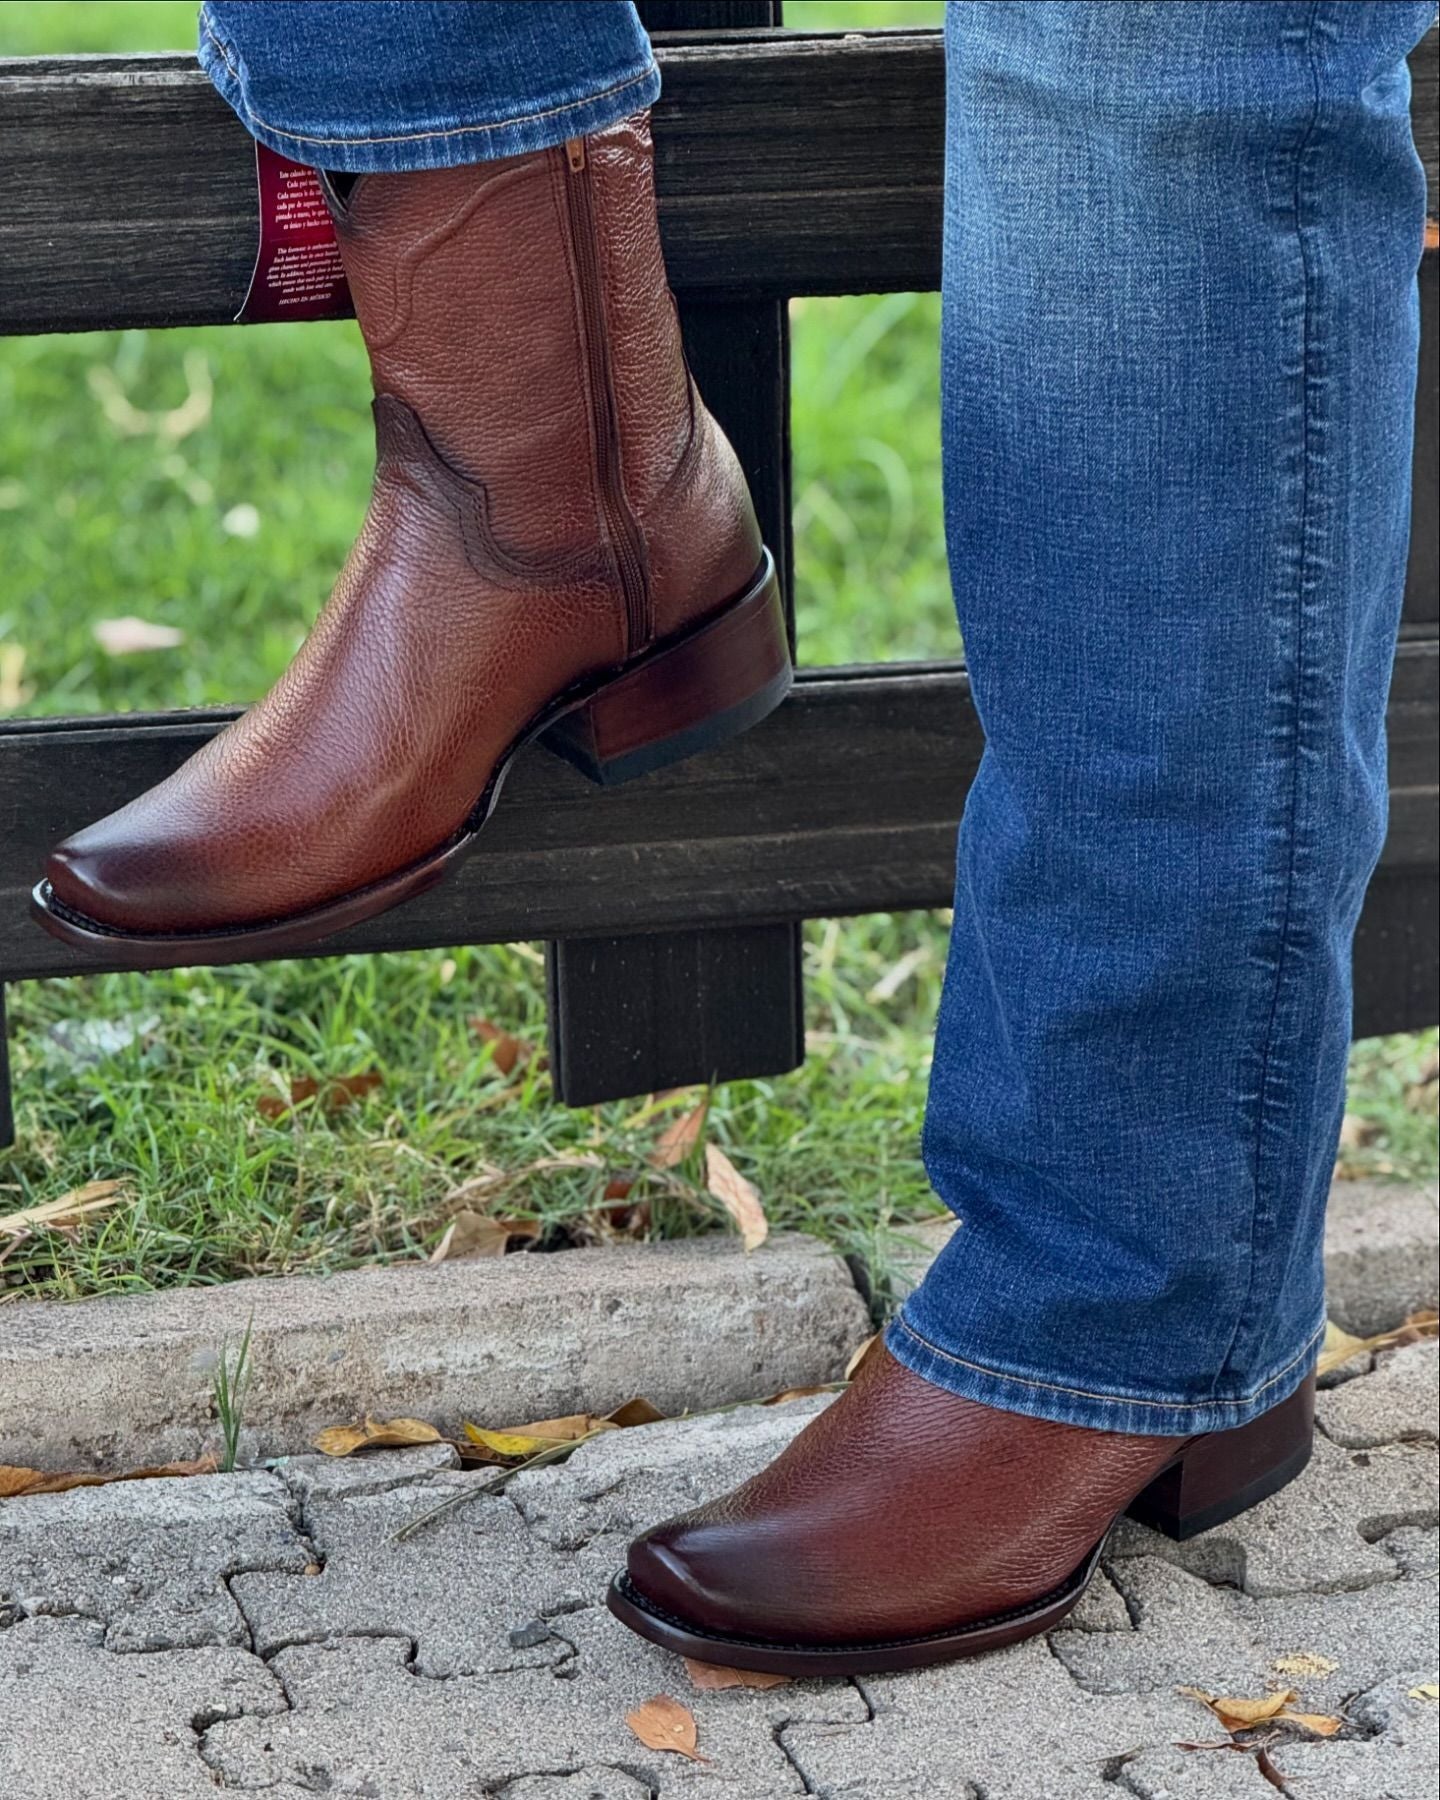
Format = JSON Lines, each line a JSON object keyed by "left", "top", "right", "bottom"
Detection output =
{"left": 1126, "top": 1378, "right": 1315, "bottom": 1542}
{"left": 543, "top": 549, "right": 791, "bottom": 787}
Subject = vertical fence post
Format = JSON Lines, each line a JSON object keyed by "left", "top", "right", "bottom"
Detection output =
{"left": 546, "top": 0, "right": 807, "bottom": 1105}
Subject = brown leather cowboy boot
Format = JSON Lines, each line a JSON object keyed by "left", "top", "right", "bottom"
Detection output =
{"left": 608, "top": 1342, "right": 1315, "bottom": 1675}
{"left": 33, "top": 114, "right": 787, "bottom": 966}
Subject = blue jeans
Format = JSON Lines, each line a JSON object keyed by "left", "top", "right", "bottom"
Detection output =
{"left": 200, "top": 1, "right": 1434, "bottom": 1434}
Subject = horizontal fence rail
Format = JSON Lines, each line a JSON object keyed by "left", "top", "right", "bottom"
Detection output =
{"left": 2, "top": 640, "right": 1434, "bottom": 978}
{"left": 0, "top": 26, "right": 1435, "bottom": 330}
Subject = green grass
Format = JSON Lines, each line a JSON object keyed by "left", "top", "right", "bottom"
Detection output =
{"left": 1, "top": 0, "right": 1432, "bottom": 1306}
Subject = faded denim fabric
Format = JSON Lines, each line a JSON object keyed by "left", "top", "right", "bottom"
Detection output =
{"left": 197, "top": 1, "right": 1434, "bottom": 1434}
{"left": 198, "top": 2, "right": 658, "bottom": 170}
{"left": 888, "top": 0, "right": 1434, "bottom": 1434}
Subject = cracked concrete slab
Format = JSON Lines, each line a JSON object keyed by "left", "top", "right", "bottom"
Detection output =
{"left": 1052, "top": 1558, "right": 1268, "bottom": 1696}
{"left": 1255, "top": 1576, "right": 1438, "bottom": 1711}
{"left": 2, "top": 1348, "right": 1436, "bottom": 1799}
{"left": 787, "top": 1638, "right": 1211, "bottom": 1800}
{"left": 1116, "top": 1744, "right": 1288, "bottom": 1798}
{"left": 1317, "top": 1340, "right": 1438, "bottom": 1448}
{"left": 204, "top": 1632, "right": 815, "bottom": 1798}
{"left": 0, "top": 1614, "right": 288, "bottom": 1800}
{"left": 1322, "top": 1180, "right": 1440, "bottom": 1335}
{"left": 0, "top": 1471, "right": 310, "bottom": 1649}
{"left": 233, "top": 1473, "right": 584, "bottom": 1676}
{"left": 1270, "top": 1673, "right": 1440, "bottom": 1799}
{"left": 1108, "top": 1431, "right": 1438, "bottom": 1595}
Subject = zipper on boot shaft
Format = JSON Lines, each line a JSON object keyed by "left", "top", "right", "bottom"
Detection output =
{"left": 564, "top": 135, "right": 652, "bottom": 658}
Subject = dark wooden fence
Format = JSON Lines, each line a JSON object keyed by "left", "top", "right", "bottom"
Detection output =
{"left": 1, "top": 5, "right": 1436, "bottom": 1143}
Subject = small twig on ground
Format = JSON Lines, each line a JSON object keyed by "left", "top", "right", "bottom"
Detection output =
{"left": 391, "top": 1429, "right": 612, "bottom": 1543}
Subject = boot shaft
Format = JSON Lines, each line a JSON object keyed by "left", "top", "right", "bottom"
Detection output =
{"left": 325, "top": 115, "right": 695, "bottom": 599}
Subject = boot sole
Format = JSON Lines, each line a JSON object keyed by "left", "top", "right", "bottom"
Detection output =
{"left": 30, "top": 551, "right": 788, "bottom": 969}
{"left": 605, "top": 1378, "right": 1314, "bottom": 1676}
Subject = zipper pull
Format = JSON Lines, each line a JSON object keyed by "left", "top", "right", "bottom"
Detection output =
{"left": 565, "top": 137, "right": 586, "bottom": 172}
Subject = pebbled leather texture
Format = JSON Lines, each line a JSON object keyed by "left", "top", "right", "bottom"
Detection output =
{"left": 625, "top": 1344, "right": 1188, "bottom": 1647}
{"left": 44, "top": 113, "right": 763, "bottom": 936}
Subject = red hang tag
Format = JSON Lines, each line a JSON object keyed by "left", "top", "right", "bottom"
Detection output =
{"left": 235, "top": 141, "right": 353, "bottom": 325}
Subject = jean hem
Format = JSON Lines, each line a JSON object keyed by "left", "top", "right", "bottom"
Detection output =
{"left": 884, "top": 1310, "right": 1326, "bottom": 1437}
{"left": 198, "top": 24, "right": 662, "bottom": 172}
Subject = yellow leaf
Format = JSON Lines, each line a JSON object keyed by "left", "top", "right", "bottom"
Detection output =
{"left": 684, "top": 1656, "right": 790, "bottom": 1692}
{"left": 313, "top": 1416, "right": 443, "bottom": 1458}
{"left": 1280, "top": 1712, "right": 1343, "bottom": 1737}
{"left": 704, "top": 1143, "right": 768, "bottom": 1251}
{"left": 1180, "top": 1686, "right": 1343, "bottom": 1738}
{"left": 649, "top": 1100, "right": 708, "bottom": 1170}
{"left": 1316, "top": 1321, "right": 1372, "bottom": 1377}
{"left": 0, "top": 1179, "right": 129, "bottom": 1239}
{"left": 1409, "top": 1684, "right": 1440, "bottom": 1701}
{"left": 462, "top": 1424, "right": 598, "bottom": 1460}
{"left": 1180, "top": 1687, "right": 1296, "bottom": 1730}
{"left": 460, "top": 1399, "right": 658, "bottom": 1466}
{"left": 624, "top": 1694, "right": 709, "bottom": 1763}
{"left": 1315, "top": 1309, "right": 1439, "bottom": 1377}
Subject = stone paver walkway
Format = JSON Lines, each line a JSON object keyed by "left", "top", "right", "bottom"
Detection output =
{"left": 1, "top": 1343, "right": 1435, "bottom": 1800}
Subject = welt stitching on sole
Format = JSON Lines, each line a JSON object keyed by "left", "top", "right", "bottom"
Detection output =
{"left": 611, "top": 1546, "right": 1097, "bottom": 1657}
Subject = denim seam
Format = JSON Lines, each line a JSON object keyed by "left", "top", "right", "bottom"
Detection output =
{"left": 891, "top": 1311, "right": 1326, "bottom": 1415}
{"left": 202, "top": 22, "right": 657, "bottom": 149}
{"left": 1217, "top": 0, "right": 1327, "bottom": 1397}
{"left": 201, "top": 18, "right": 239, "bottom": 79}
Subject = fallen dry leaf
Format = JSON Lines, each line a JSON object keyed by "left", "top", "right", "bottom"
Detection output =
{"left": 93, "top": 616, "right": 186, "bottom": 656}
{"left": 606, "top": 1396, "right": 665, "bottom": 1429}
{"left": 1278, "top": 1711, "right": 1343, "bottom": 1737}
{"left": 461, "top": 1396, "right": 663, "bottom": 1465}
{"left": 0, "top": 1179, "right": 129, "bottom": 1240}
{"left": 1180, "top": 1686, "right": 1343, "bottom": 1738}
{"left": 704, "top": 1143, "right": 768, "bottom": 1251}
{"left": 1, "top": 1454, "right": 216, "bottom": 1498}
{"left": 259, "top": 1070, "right": 383, "bottom": 1120}
{"left": 845, "top": 1333, "right": 882, "bottom": 1382}
{"left": 1316, "top": 1309, "right": 1439, "bottom": 1377}
{"left": 313, "top": 1417, "right": 444, "bottom": 1458}
{"left": 649, "top": 1100, "right": 708, "bottom": 1170}
{"left": 0, "top": 642, "right": 34, "bottom": 713}
{"left": 684, "top": 1656, "right": 790, "bottom": 1692}
{"left": 1316, "top": 1321, "right": 1373, "bottom": 1377}
{"left": 464, "top": 1419, "right": 612, "bottom": 1461}
{"left": 471, "top": 1018, "right": 533, "bottom": 1079}
{"left": 1409, "top": 1683, "right": 1439, "bottom": 1700}
{"left": 624, "top": 1695, "right": 708, "bottom": 1763}
{"left": 430, "top": 1211, "right": 537, "bottom": 1263}
{"left": 1272, "top": 1652, "right": 1338, "bottom": 1679}
{"left": 1180, "top": 1687, "right": 1298, "bottom": 1730}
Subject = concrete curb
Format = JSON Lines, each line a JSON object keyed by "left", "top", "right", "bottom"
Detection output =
{"left": 0, "top": 1233, "right": 870, "bottom": 1471}
{"left": 887, "top": 1177, "right": 1439, "bottom": 1332}
{"left": 1, "top": 1177, "right": 1433, "bottom": 1473}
